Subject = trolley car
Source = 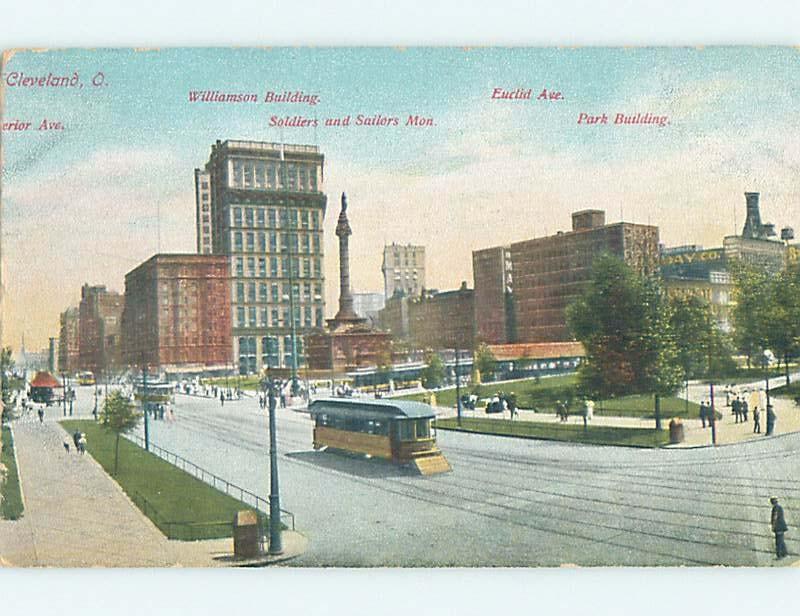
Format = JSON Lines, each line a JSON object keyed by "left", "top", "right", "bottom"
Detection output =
{"left": 309, "top": 398, "right": 451, "bottom": 475}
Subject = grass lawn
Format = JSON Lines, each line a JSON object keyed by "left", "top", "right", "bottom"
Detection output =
{"left": 397, "top": 375, "right": 702, "bottom": 419}
{"left": 201, "top": 376, "right": 262, "bottom": 391}
{"left": 62, "top": 420, "right": 265, "bottom": 540}
{"left": 435, "top": 417, "right": 670, "bottom": 448}
{"left": 1, "top": 425, "right": 24, "bottom": 520}
{"left": 774, "top": 381, "right": 800, "bottom": 400}
{"left": 395, "top": 374, "right": 579, "bottom": 407}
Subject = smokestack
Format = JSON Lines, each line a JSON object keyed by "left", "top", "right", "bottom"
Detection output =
{"left": 742, "top": 192, "right": 764, "bottom": 239}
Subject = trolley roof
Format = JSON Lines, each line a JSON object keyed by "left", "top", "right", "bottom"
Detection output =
{"left": 309, "top": 398, "right": 436, "bottom": 421}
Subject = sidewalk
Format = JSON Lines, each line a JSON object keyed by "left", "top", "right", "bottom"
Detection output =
{"left": 434, "top": 393, "right": 800, "bottom": 448}
{"left": 0, "top": 419, "right": 306, "bottom": 567}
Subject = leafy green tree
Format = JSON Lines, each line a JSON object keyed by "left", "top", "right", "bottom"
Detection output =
{"left": 0, "top": 347, "right": 15, "bottom": 421}
{"left": 567, "top": 255, "right": 683, "bottom": 401}
{"left": 474, "top": 343, "right": 497, "bottom": 382}
{"left": 101, "top": 390, "right": 142, "bottom": 475}
{"left": 767, "top": 261, "right": 800, "bottom": 386}
{"left": 731, "top": 263, "right": 772, "bottom": 367}
{"left": 420, "top": 350, "right": 445, "bottom": 389}
{"left": 668, "top": 295, "right": 735, "bottom": 381}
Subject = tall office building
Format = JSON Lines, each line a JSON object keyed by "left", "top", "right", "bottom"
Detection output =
{"left": 78, "top": 284, "right": 124, "bottom": 375}
{"left": 382, "top": 243, "right": 425, "bottom": 299}
{"left": 195, "top": 169, "right": 213, "bottom": 254}
{"left": 58, "top": 306, "right": 80, "bottom": 373}
{"left": 195, "top": 140, "right": 326, "bottom": 373}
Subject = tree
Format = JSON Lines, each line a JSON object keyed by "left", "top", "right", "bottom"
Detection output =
{"left": 767, "top": 261, "right": 800, "bottom": 386}
{"left": 474, "top": 343, "right": 497, "bottom": 382}
{"left": 420, "top": 350, "right": 445, "bottom": 389}
{"left": 101, "top": 390, "right": 142, "bottom": 475}
{"left": 567, "top": 255, "right": 683, "bottom": 400}
{"left": 668, "top": 295, "right": 735, "bottom": 380}
{"left": 731, "top": 262, "right": 772, "bottom": 367}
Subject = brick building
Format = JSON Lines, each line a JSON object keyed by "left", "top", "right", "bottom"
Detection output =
{"left": 195, "top": 140, "right": 327, "bottom": 373}
{"left": 78, "top": 284, "right": 124, "bottom": 375}
{"left": 474, "top": 210, "right": 659, "bottom": 344}
{"left": 58, "top": 306, "right": 80, "bottom": 374}
{"left": 121, "top": 254, "right": 232, "bottom": 370}
{"left": 408, "top": 283, "right": 474, "bottom": 350}
{"left": 472, "top": 246, "right": 514, "bottom": 344}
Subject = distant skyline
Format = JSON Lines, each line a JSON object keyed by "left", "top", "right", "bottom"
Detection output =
{"left": 2, "top": 47, "right": 799, "bottom": 349}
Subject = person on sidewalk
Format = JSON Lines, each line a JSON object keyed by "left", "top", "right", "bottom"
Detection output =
{"left": 37, "top": 407, "right": 44, "bottom": 423}
{"left": 753, "top": 404, "right": 761, "bottom": 433}
{"left": 700, "top": 401, "right": 707, "bottom": 428}
{"left": 732, "top": 397, "right": 741, "bottom": 423}
{"left": 770, "top": 497, "right": 788, "bottom": 559}
{"left": 78, "top": 433, "right": 87, "bottom": 455}
{"left": 63, "top": 439, "right": 71, "bottom": 454}
{"left": 766, "top": 404, "right": 776, "bottom": 436}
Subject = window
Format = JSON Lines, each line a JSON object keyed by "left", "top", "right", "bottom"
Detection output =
{"left": 248, "top": 307, "right": 257, "bottom": 327}
{"left": 303, "top": 258, "right": 310, "bottom": 278}
{"left": 258, "top": 232, "right": 266, "bottom": 252}
{"left": 282, "top": 257, "right": 290, "bottom": 277}
{"left": 301, "top": 210, "right": 309, "bottom": 229}
{"left": 248, "top": 283, "right": 256, "bottom": 303}
{"left": 281, "top": 233, "right": 289, "bottom": 253}
{"left": 247, "top": 257, "right": 255, "bottom": 277}
{"left": 270, "top": 257, "right": 279, "bottom": 276}
{"left": 267, "top": 165, "right": 276, "bottom": 189}
{"left": 302, "top": 234, "right": 310, "bottom": 254}
{"left": 259, "top": 283, "right": 268, "bottom": 302}
{"left": 314, "top": 258, "right": 321, "bottom": 277}
{"left": 271, "top": 308, "right": 280, "bottom": 326}
{"left": 233, "top": 207, "right": 242, "bottom": 227}
{"left": 256, "top": 208, "right": 265, "bottom": 227}
{"left": 312, "top": 211, "right": 319, "bottom": 229}
{"left": 314, "top": 284, "right": 322, "bottom": 299}
{"left": 245, "top": 208, "right": 254, "bottom": 227}
{"left": 279, "top": 209, "right": 288, "bottom": 228}
{"left": 255, "top": 164, "right": 265, "bottom": 189}
{"left": 262, "top": 336, "right": 280, "bottom": 367}
{"left": 287, "top": 165, "right": 297, "bottom": 190}
{"left": 244, "top": 162, "right": 253, "bottom": 188}
{"left": 234, "top": 232, "right": 243, "bottom": 251}
{"left": 246, "top": 232, "right": 255, "bottom": 251}
{"left": 290, "top": 209, "right": 299, "bottom": 229}
{"left": 268, "top": 208, "right": 277, "bottom": 227}
{"left": 232, "top": 160, "right": 243, "bottom": 187}
{"left": 290, "top": 233, "right": 299, "bottom": 253}
{"left": 309, "top": 168, "right": 317, "bottom": 191}
{"left": 236, "top": 283, "right": 245, "bottom": 303}
{"left": 236, "top": 307, "right": 245, "bottom": 327}
{"left": 258, "top": 257, "right": 267, "bottom": 277}
{"left": 235, "top": 257, "right": 244, "bottom": 277}
{"left": 315, "top": 307, "right": 324, "bottom": 328}
{"left": 303, "top": 283, "right": 311, "bottom": 302}
{"left": 271, "top": 283, "right": 279, "bottom": 303}
{"left": 304, "top": 306, "right": 312, "bottom": 327}
{"left": 312, "top": 234, "right": 320, "bottom": 253}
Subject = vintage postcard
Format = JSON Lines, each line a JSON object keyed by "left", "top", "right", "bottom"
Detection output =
{"left": 0, "top": 47, "right": 798, "bottom": 568}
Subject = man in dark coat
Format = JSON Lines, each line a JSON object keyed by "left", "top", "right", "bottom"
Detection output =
{"left": 770, "top": 497, "right": 788, "bottom": 559}
{"left": 766, "top": 405, "right": 776, "bottom": 436}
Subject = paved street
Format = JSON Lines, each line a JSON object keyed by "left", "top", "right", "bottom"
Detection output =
{"left": 50, "top": 385, "right": 795, "bottom": 567}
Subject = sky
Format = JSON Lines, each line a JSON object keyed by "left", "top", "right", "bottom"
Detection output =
{"left": 1, "top": 47, "right": 799, "bottom": 350}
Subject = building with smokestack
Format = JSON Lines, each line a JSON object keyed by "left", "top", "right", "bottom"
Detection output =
{"left": 722, "top": 192, "right": 787, "bottom": 273}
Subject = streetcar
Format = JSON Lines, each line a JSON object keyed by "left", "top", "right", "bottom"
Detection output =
{"left": 308, "top": 398, "right": 451, "bottom": 475}
{"left": 77, "top": 371, "right": 96, "bottom": 386}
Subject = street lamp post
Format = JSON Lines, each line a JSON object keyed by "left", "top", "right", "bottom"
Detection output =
{"left": 142, "top": 364, "right": 150, "bottom": 452}
{"left": 61, "top": 372, "right": 67, "bottom": 417}
{"left": 455, "top": 348, "right": 462, "bottom": 427}
{"left": 266, "top": 378, "right": 283, "bottom": 554}
{"left": 709, "top": 381, "right": 717, "bottom": 446}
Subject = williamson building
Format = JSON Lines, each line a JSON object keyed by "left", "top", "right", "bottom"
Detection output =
{"left": 195, "top": 140, "right": 327, "bottom": 374}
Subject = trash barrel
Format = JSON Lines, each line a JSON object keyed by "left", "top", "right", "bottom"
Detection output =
{"left": 669, "top": 418, "right": 685, "bottom": 444}
{"left": 233, "top": 510, "right": 261, "bottom": 558}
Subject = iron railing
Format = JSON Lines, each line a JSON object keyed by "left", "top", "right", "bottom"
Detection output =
{"left": 126, "top": 433, "right": 295, "bottom": 531}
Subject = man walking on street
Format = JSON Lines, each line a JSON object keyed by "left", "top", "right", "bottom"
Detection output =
{"left": 770, "top": 497, "right": 788, "bottom": 559}
{"left": 700, "top": 401, "right": 707, "bottom": 428}
{"left": 753, "top": 403, "right": 761, "bottom": 434}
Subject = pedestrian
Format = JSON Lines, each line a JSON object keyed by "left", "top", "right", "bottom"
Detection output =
{"left": 742, "top": 397, "right": 748, "bottom": 422}
{"left": 766, "top": 404, "right": 776, "bottom": 436}
{"left": 220, "top": 390, "right": 225, "bottom": 407}
{"left": 73, "top": 430, "right": 81, "bottom": 450}
{"left": 732, "top": 397, "right": 741, "bottom": 423}
{"left": 753, "top": 403, "right": 761, "bottom": 434}
{"left": 38, "top": 407, "right": 44, "bottom": 423}
{"left": 770, "top": 497, "right": 789, "bottom": 559}
{"left": 78, "top": 433, "right": 87, "bottom": 455}
{"left": 700, "top": 401, "right": 707, "bottom": 428}
{"left": 63, "top": 439, "right": 71, "bottom": 454}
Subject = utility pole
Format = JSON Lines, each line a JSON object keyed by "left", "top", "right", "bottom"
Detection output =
{"left": 709, "top": 382, "right": 717, "bottom": 446}
{"left": 267, "top": 379, "right": 283, "bottom": 554}
{"left": 281, "top": 144, "right": 300, "bottom": 397}
{"left": 61, "top": 372, "right": 67, "bottom": 417}
{"left": 455, "top": 348, "right": 462, "bottom": 427}
{"left": 142, "top": 364, "right": 150, "bottom": 451}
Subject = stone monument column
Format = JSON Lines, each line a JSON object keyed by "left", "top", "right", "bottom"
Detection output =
{"left": 334, "top": 193, "right": 359, "bottom": 321}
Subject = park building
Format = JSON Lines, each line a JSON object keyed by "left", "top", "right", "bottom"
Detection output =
{"left": 473, "top": 209, "right": 660, "bottom": 344}
{"left": 195, "top": 140, "right": 327, "bottom": 374}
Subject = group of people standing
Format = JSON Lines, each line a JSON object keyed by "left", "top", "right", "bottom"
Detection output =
{"left": 63, "top": 429, "right": 86, "bottom": 455}
{"left": 698, "top": 388, "right": 776, "bottom": 436}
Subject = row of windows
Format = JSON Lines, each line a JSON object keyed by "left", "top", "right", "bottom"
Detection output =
{"left": 231, "top": 230, "right": 321, "bottom": 255}
{"left": 238, "top": 335, "right": 305, "bottom": 371}
{"left": 233, "top": 256, "right": 323, "bottom": 279}
{"left": 235, "top": 281, "right": 323, "bottom": 303}
{"left": 231, "top": 206, "right": 320, "bottom": 230}
{"left": 235, "top": 305, "right": 324, "bottom": 329}
{"left": 228, "top": 160, "right": 319, "bottom": 193}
